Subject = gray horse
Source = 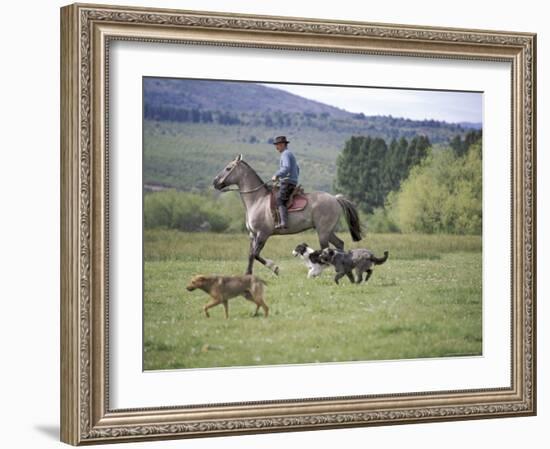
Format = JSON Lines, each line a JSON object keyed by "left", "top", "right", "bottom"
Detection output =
{"left": 213, "top": 155, "right": 363, "bottom": 275}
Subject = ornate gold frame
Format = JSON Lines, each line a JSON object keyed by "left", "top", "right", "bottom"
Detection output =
{"left": 60, "top": 3, "right": 536, "bottom": 445}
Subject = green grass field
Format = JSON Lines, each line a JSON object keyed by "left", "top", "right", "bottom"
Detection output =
{"left": 144, "top": 230, "right": 482, "bottom": 370}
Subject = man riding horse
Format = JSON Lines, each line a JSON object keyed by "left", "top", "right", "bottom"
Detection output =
{"left": 271, "top": 136, "right": 300, "bottom": 230}
{"left": 213, "top": 151, "right": 362, "bottom": 275}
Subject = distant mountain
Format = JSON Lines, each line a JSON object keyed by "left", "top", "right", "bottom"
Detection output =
{"left": 143, "top": 78, "right": 351, "bottom": 119}
{"left": 143, "top": 78, "right": 480, "bottom": 143}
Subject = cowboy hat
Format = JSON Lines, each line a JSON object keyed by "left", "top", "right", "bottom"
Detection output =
{"left": 272, "top": 136, "right": 290, "bottom": 145}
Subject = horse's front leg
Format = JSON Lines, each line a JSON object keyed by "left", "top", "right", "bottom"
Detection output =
{"left": 246, "top": 234, "right": 255, "bottom": 275}
{"left": 251, "top": 234, "right": 279, "bottom": 276}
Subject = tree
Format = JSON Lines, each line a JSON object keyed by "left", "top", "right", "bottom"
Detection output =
{"left": 191, "top": 109, "right": 201, "bottom": 123}
{"left": 335, "top": 136, "right": 391, "bottom": 213}
{"left": 450, "top": 130, "right": 482, "bottom": 158}
{"left": 334, "top": 136, "right": 367, "bottom": 209}
{"left": 389, "top": 138, "right": 482, "bottom": 234}
{"left": 201, "top": 111, "right": 213, "bottom": 123}
{"left": 335, "top": 134, "right": 432, "bottom": 213}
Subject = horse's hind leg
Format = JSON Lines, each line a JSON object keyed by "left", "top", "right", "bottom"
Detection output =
{"left": 317, "top": 230, "right": 331, "bottom": 250}
{"left": 329, "top": 232, "right": 345, "bottom": 250}
{"left": 317, "top": 230, "right": 344, "bottom": 251}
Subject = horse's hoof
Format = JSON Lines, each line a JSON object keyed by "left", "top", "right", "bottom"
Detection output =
{"left": 265, "top": 259, "right": 279, "bottom": 275}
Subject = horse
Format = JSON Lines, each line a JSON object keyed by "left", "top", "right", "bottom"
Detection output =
{"left": 213, "top": 154, "right": 364, "bottom": 275}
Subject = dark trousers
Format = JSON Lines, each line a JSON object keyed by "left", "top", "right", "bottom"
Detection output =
{"left": 276, "top": 182, "right": 296, "bottom": 207}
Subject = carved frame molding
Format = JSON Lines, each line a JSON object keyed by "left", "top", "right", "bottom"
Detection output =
{"left": 61, "top": 3, "right": 536, "bottom": 445}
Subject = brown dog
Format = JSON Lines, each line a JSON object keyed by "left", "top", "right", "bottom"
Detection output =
{"left": 186, "top": 274, "right": 269, "bottom": 319}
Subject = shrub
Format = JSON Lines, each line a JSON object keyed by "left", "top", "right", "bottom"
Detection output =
{"left": 388, "top": 142, "right": 481, "bottom": 235}
{"left": 144, "top": 190, "right": 232, "bottom": 232}
{"left": 368, "top": 207, "right": 400, "bottom": 233}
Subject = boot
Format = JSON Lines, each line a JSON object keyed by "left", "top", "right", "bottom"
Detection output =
{"left": 275, "top": 206, "right": 289, "bottom": 229}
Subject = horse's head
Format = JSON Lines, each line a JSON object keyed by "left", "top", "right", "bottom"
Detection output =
{"left": 213, "top": 154, "right": 243, "bottom": 190}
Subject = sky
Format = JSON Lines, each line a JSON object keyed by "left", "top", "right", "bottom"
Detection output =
{"left": 263, "top": 83, "right": 482, "bottom": 124}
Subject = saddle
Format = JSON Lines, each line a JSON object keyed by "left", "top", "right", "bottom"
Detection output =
{"left": 270, "top": 185, "right": 308, "bottom": 225}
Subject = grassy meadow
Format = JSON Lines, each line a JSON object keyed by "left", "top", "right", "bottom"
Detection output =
{"left": 144, "top": 230, "right": 482, "bottom": 371}
{"left": 144, "top": 120, "right": 341, "bottom": 192}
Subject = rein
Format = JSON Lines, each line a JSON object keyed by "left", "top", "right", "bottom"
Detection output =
{"left": 220, "top": 181, "right": 271, "bottom": 194}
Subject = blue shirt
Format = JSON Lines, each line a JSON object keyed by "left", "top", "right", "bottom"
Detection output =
{"left": 274, "top": 149, "right": 300, "bottom": 184}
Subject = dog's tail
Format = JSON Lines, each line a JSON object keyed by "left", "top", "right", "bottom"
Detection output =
{"left": 336, "top": 195, "right": 363, "bottom": 242}
{"left": 371, "top": 250, "right": 389, "bottom": 265}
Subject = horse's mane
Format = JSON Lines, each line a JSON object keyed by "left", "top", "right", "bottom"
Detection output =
{"left": 239, "top": 160, "right": 266, "bottom": 185}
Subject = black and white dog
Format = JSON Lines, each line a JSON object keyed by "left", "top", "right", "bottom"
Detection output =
{"left": 292, "top": 243, "right": 330, "bottom": 278}
{"left": 320, "top": 248, "right": 389, "bottom": 284}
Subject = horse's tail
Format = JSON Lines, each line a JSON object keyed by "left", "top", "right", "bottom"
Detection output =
{"left": 336, "top": 195, "right": 363, "bottom": 242}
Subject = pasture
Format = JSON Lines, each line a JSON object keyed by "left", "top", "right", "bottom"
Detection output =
{"left": 143, "top": 230, "right": 482, "bottom": 370}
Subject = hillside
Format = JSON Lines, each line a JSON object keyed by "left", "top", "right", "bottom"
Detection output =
{"left": 144, "top": 78, "right": 350, "bottom": 118}
{"left": 144, "top": 78, "right": 477, "bottom": 143}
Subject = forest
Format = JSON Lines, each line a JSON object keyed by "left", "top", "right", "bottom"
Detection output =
{"left": 144, "top": 103, "right": 476, "bottom": 145}
{"left": 334, "top": 130, "right": 482, "bottom": 234}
